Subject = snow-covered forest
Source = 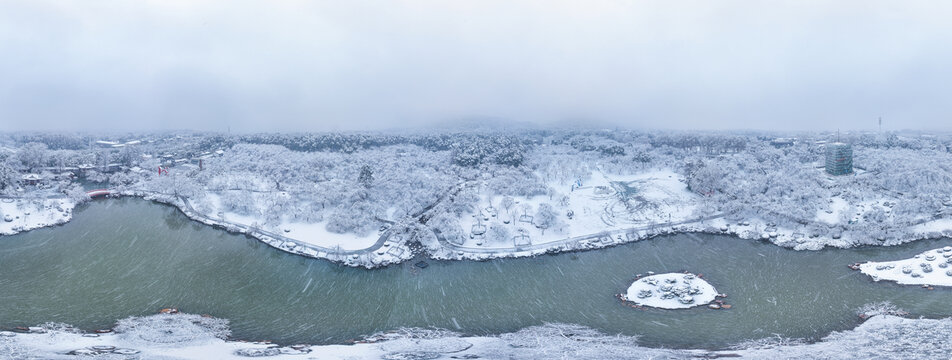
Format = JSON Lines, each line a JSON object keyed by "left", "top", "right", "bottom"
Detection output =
{"left": 3, "top": 129, "right": 952, "bottom": 260}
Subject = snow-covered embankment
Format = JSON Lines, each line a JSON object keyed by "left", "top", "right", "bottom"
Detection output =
{"left": 3, "top": 310, "right": 952, "bottom": 359}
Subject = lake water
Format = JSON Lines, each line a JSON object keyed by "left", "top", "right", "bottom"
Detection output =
{"left": 1, "top": 197, "right": 951, "bottom": 349}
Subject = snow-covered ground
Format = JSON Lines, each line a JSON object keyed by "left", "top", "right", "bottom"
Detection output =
{"left": 623, "top": 273, "right": 717, "bottom": 309}
{"left": 202, "top": 192, "right": 379, "bottom": 251}
{"left": 2, "top": 312, "right": 951, "bottom": 359}
{"left": 815, "top": 196, "right": 848, "bottom": 224}
{"left": 859, "top": 247, "right": 952, "bottom": 286}
{"left": 279, "top": 220, "right": 381, "bottom": 250}
{"left": 4, "top": 167, "right": 952, "bottom": 270}
{"left": 455, "top": 169, "right": 698, "bottom": 249}
{"left": 0, "top": 314, "right": 378, "bottom": 360}
{"left": 5, "top": 132, "right": 952, "bottom": 269}
{"left": 910, "top": 218, "right": 952, "bottom": 235}
{"left": 0, "top": 198, "right": 75, "bottom": 236}
{"left": 135, "top": 190, "right": 414, "bottom": 269}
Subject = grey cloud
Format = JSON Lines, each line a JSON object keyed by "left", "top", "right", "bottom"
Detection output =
{"left": 1, "top": 0, "right": 950, "bottom": 132}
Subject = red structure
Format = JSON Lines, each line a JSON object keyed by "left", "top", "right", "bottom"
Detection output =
{"left": 86, "top": 189, "right": 111, "bottom": 198}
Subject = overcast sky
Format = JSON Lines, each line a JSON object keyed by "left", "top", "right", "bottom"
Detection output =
{"left": 1, "top": 0, "right": 951, "bottom": 132}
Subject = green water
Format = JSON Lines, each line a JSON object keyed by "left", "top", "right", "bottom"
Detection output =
{"left": 1, "top": 197, "right": 950, "bottom": 349}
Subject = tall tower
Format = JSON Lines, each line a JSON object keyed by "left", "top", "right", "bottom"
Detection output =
{"left": 825, "top": 143, "right": 853, "bottom": 176}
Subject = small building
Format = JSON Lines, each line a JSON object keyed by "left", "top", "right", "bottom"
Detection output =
{"left": 825, "top": 143, "right": 853, "bottom": 176}
{"left": 770, "top": 138, "right": 796, "bottom": 148}
{"left": 102, "top": 163, "right": 122, "bottom": 173}
{"left": 77, "top": 164, "right": 96, "bottom": 177}
{"left": 52, "top": 172, "right": 75, "bottom": 181}
{"left": 22, "top": 173, "right": 42, "bottom": 185}
{"left": 95, "top": 140, "right": 119, "bottom": 148}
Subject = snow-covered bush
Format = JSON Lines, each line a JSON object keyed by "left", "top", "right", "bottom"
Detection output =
{"left": 488, "top": 225, "right": 510, "bottom": 244}
{"left": 533, "top": 203, "right": 561, "bottom": 235}
{"left": 64, "top": 185, "right": 90, "bottom": 204}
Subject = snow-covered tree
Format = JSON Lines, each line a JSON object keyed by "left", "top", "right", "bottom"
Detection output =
{"left": 501, "top": 196, "right": 515, "bottom": 215}
{"left": 534, "top": 203, "right": 559, "bottom": 235}
{"left": 488, "top": 225, "right": 510, "bottom": 244}
{"left": 358, "top": 165, "right": 374, "bottom": 188}
{"left": 17, "top": 142, "right": 48, "bottom": 170}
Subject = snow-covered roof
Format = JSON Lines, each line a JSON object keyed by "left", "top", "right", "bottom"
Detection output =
{"left": 22, "top": 173, "right": 42, "bottom": 181}
{"left": 96, "top": 140, "right": 119, "bottom": 145}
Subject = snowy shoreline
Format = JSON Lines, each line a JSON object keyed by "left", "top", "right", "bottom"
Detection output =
{"left": 428, "top": 217, "right": 952, "bottom": 266}
{"left": 1, "top": 311, "right": 949, "bottom": 359}
{"left": 4, "top": 191, "right": 952, "bottom": 270}
{"left": 4, "top": 132, "right": 952, "bottom": 271}
{"left": 114, "top": 190, "right": 416, "bottom": 269}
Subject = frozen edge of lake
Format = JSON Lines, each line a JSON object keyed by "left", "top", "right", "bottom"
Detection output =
{"left": 1, "top": 312, "right": 949, "bottom": 359}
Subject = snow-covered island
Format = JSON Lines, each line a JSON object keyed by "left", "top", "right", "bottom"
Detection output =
{"left": 859, "top": 247, "right": 952, "bottom": 286}
{"left": 3, "top": 130, "right": 952, "bottom": 267}
{"left": 623, "top": 272, "right": 718, "bottom": 309}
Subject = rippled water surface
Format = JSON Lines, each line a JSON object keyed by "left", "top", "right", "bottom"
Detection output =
{"left": 2, "top": 198, "right": 951, "bottom": 349}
